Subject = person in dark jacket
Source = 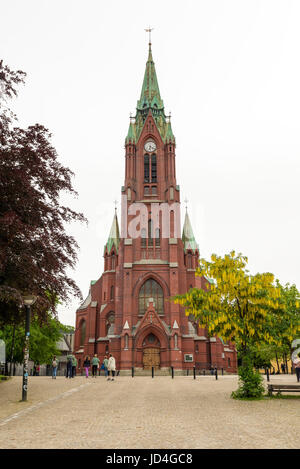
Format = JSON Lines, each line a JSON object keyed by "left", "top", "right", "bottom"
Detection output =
{"left": 66, "top": 354, "right": 73, "bottom": 379}
{"left": 83, "top": 356, "right": 90, "bottom": 378}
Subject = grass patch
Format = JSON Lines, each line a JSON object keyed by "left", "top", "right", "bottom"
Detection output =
{"left": 232, "top": 393, "right": 300, "bottom": 401}
{"left": 0, "top": 375, "right": 10, "bottom": 382}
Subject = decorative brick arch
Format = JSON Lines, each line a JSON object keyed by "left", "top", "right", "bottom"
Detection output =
{"left": 135, "top": 323, "right": 169, "bottom": 350}
{"left": 132, "top": 271, "right": 170, "bottom": 299}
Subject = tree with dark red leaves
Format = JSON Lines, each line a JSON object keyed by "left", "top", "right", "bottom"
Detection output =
{"left": 0, "top": 60, "right": 86, "bottom": 326}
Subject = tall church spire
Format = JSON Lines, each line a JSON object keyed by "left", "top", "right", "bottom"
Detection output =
{"left": 137, "top": 42, "right": 164, "bottom": 111}
{"left": 126, "top": 41, "right": 175, "bottom": 145}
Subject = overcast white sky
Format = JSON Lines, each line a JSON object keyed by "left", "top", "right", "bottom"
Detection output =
{"left": 2, "top": 0, "right": 300, "bottom": 326}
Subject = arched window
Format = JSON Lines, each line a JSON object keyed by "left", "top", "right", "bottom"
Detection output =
{"left": 80, "top": 320, "right": 86, "bottom": 346}
{"left": 106, "top": 312, "right": 115, "bottom": 336}
{"left": 144, "top": 154, "right": 150, "bottom": 182}
{"left": 139, "top": 279, "right": 164, "bottom": 315}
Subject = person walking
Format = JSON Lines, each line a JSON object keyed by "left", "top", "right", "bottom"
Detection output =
{"left": 107, "top": 353, "right": 116, "bottom": 381}
{"left": 71, "top": 355, "right": 77, "bottom": 378}
{"left": 295, "top": 360, "right": 300, "bottom": 383}
{"left": 102, "top": 355, "right": 109, "bottom": 378}
{"left": 52, "top": 356, "right": 58, "bottom": 379}
{"left": 66, "top": 353, "right": 73, "bottom": 379}
{"left": 91, "top": 354, "right": 99, "bottom": 378}
{"left": 83, "top": 356, "right": 90, "bottom": 378}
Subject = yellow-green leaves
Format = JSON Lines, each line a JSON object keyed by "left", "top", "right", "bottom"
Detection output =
{"left": 173, "top": 251, "right": 296, "bottom": 350}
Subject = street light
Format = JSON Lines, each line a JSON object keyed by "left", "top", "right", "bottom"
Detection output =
{"left": 22, "top": 295, "right": 37, "bottom": 402}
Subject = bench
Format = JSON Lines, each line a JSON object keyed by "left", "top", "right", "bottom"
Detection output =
{"left": 268, "top": 384, "right": 300, "bottom": 396}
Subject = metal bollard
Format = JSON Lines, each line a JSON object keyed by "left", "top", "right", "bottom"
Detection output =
{"left": 193, "top": 366, "right": 196, "bottom": 380}
{"left": 266, "top": 368, "right": 270, "bottom": 382}
{"left": 171, "top": 366, "right": 174, "bottom": 379}
{"left": 215, "top": 367, "right": 218, "bottom": 380}
{"left": 132, "top": 367, "right": 134, "bottom": 378}
{"left": 203, "top": 369, "right": 205, "bottom": 376}
{"left": 221, "top": 368, "right": 224, "bottom": 376}
{"left": 187, "top": 369, "right": 189, "bottom": 376}
{"left": 152, "top": 366, "right": 154, "bottom": 378}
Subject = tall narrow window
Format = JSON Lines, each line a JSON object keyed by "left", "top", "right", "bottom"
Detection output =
{"left": 107, "top": 312, "right": 115, "bottom": 335}
{"left": 141, "top": 228, "right": 147, "bottom": 248}
{"left": 144, "top": 154, "right": 150, "bottom": 182}
{"left": 174, "top": 333, "right": 178, "bottom": 349}
{"left": 148, "top": 219, "right": 153, "bottom": 246}
{"left": 80, "top": 320, "right": 86, "bottom": 346}
{"left": 110, "top": 285, "right": 114, "bottom": 300}
{"left": 151, "top": 154, "right": 157, "bottom": 182}
{"left": 124, "top": 334, "right": 129, "bottom": 350}
{"left": 155, "top": 227, "right": 160, "bottom": 247}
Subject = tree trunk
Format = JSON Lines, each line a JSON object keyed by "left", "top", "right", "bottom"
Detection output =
{"left": 275, "top": 352, "right": 280, "bottom": 373}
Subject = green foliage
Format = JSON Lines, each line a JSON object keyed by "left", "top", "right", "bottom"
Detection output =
{"left": 232, "top": 357, "right": 265, "bottom": 399}
{"left": 0, "top": 315, "right": 71, "bottom": 365}
{"left": 173, "top": 251, "right": 300, "bottom": 399}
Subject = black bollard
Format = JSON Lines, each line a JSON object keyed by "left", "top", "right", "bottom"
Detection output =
{"left": 152, "top": 366, "right": 154, "bottom": 378}
{"left": 221, "top": 368, "right": 224, "bottom": 376}
{"left": 171, "top": 366, "right": 174, "bottom": 379}
{"left": 215, "top": 367, "right": 218, "bottom": 380}
{"left": 193, "top": 366, "right": 196, "bottom": 380}
{"left": 203, "top": 369, "right": 205, "bottom": 376}
{"left": 132, "top": 367, "right": 134, "bottom": 378}
{"left": 266, "top": 368, "right": 270, "bottom": 382}
{"left": 187, "top": 369, "right": 189, "bottom": 376}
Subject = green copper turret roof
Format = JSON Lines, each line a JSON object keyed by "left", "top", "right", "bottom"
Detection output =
{"left": 125, "top": 43, "right": 175, "bottom": 145}
{"left": 182, "top": 211, "right": 199, "bottom": 254}
{"left": 104, "top": 211, "right": 120, "bottom": 254}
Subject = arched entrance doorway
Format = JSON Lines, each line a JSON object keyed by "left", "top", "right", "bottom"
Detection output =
{"left": 142, "top": 333, "right": 160, "bottom": 369}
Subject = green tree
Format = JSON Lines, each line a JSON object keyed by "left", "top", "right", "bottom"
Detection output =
{"left": 173, "top": 251, "right": 298, "bottom": 398}
{"left": 0, "top": 316, "right": 73, "bottom": 370}
{"left": 0, "top": 60, "right": 86, "bottom": 327}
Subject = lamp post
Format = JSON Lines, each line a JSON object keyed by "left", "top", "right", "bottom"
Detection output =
{"left": 22, "top": 295, "right": 37, "bottom": 402}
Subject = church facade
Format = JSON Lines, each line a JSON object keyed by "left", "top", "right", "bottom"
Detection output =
{"left": 74, "top": 42, "right": 237, "bottom": 374}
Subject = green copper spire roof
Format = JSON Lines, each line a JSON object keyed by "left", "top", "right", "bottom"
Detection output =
{"left": 182, "top": 211, "right": 199, "bottom": 254}
{"left": 104, "top": 211, "right": 120, "bottom": 254}
{"left": 137, "top": 44, "right": 164, "bottom": 111}
{"left": 125, "top": 43, "right": 175, "bottom": 145}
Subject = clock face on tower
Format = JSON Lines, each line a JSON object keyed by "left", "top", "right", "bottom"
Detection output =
{"left": 144, "top": 141, "right": 156, "bottom": 152}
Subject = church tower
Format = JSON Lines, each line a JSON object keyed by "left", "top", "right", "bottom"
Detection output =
{"left": 74, "top": 40, "right": 237, "bottom": 374}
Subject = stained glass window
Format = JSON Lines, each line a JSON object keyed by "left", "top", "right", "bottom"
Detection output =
{"left": 139, "top": 279, "right": 164, "bottom": 315}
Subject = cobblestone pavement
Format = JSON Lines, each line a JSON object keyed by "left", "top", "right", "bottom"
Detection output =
{"left": 0, "top": 374, "right": 299, "bottom": 449}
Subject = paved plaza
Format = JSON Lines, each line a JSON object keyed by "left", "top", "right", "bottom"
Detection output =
{"left": 0, "top": 374, "right": 299, "bottom": 449}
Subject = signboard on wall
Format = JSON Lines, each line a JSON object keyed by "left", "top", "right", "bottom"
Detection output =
{"left": 184, "top": 354, "right": 193, "bottom": 362}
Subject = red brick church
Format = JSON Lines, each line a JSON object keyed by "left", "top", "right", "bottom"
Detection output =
{"left": 74, "top": 41, "right": 237, "bottom": 374}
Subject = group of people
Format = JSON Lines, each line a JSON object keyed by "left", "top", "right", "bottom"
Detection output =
{"left": 51, "top": 353, "right": 116, "bottom": 379}
{"left": 83, "top": 353, "right": 116, "bottom": 380}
